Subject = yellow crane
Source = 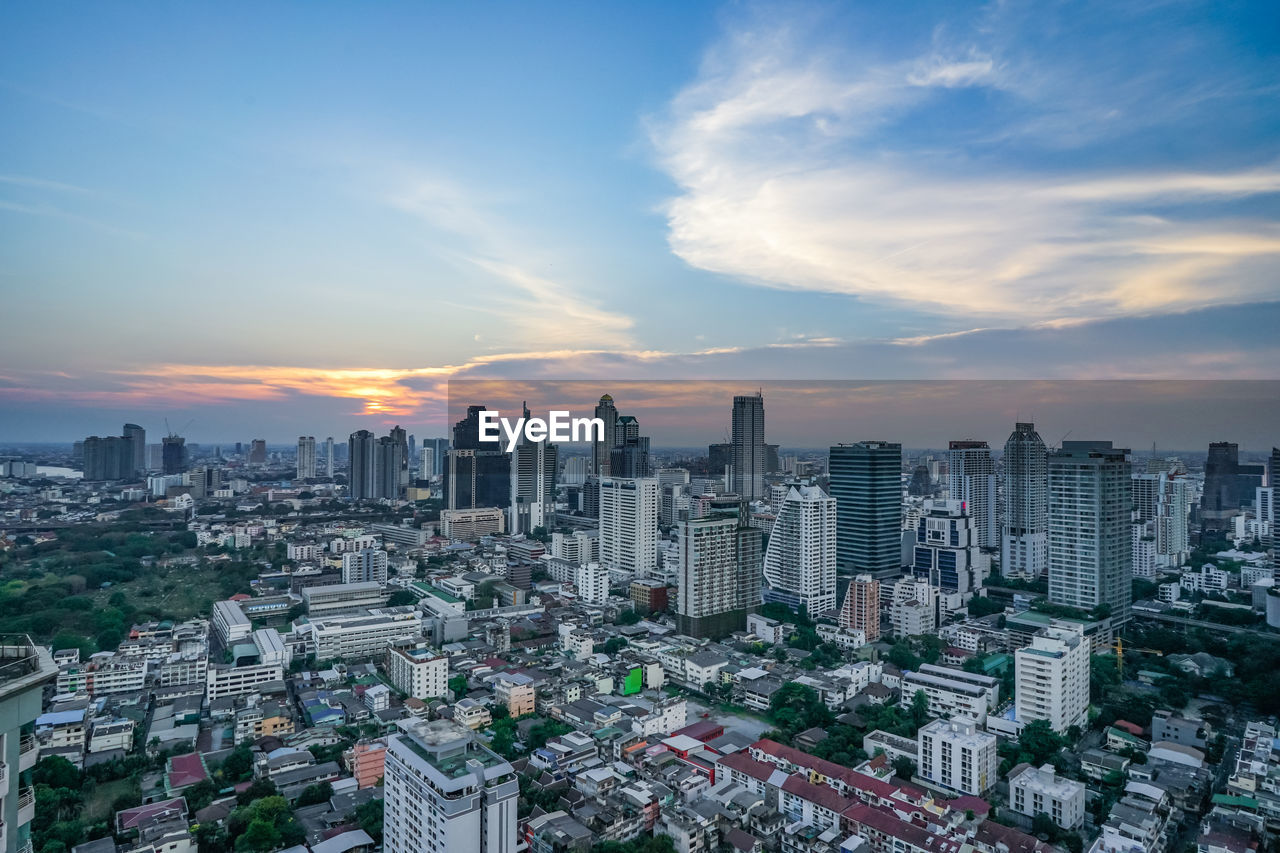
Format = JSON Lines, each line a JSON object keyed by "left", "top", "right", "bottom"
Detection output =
{"left": 1113, "top": 637, "right": 1164, "bottom": 679}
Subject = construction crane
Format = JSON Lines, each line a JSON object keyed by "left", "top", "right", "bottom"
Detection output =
{"left": 1113, "top": 637, "right": 1164, "bottom": 679}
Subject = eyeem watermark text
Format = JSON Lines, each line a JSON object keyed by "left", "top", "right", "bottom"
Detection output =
{"left": 478, "top": 410, "right": 604, "bottom": 451}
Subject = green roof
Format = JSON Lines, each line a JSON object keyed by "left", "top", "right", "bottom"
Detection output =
{"left": 1213, "top": 794, "right": 1259, "bottom": 808}
{"left": 412, "top": 582, "right": 463, "bottom": 604}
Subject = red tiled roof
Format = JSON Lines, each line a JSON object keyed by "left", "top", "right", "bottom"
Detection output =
{"left": 782, "top": 774, "right": 854, "bottom": 813}
{"left": 718, "top": 751, "right": 779, "bottom": 783}
{"left": 167, "top": 752, "right": 208, "bottom": 788}
{"left": 843, "top": 803, "right": 964, "bottom": 853}
{"left": 117, "top": 797, "right": 187, "bottom": 831}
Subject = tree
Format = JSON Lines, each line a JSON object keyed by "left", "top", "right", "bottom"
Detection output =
{"left": 449, "top": 675, "right": 468, "bottom": 698}
{"left": 615, "top": 609, "right": 642, "bottom": 626}
{"left": 295, "top": 781, "right": 334, "bottom": 807}
{"left": 1031, "top": 812, "right": 1057, "bottom": 839}
{"left": 892, "top": 755, "right": 916, "bottom": 780}
{"left": 1017, "top": 719, "right": 1065, "bottom": 766}
{"left": 768, "top": 683, "right": 833, "bottom": 736}
{"left": 237, "top": 819, "right": 281, "bottom": 852}
{"left": 387, "top": 589, "right": 418, "bottom": 607}
{"left": 355, "top": 798, "right": 384, "bottom": 844}
{"left": 602, "top": 637, "right": 628, "bottom": 655}
{"left": 888, "top": 642, "right": 920, "bottom": 671}
{"left": 909, "top": 690, "right": 930, "bottom": 727}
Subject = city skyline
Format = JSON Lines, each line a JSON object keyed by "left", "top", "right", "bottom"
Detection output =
{"left": 2, "top": 2, "right": 1278, "bottom": 441}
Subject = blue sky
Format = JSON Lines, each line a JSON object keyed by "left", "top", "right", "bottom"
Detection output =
{"left": 1, "top": 1, "right": 1278, "bottom": 441}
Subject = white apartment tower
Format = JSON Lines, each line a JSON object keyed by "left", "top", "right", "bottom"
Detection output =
{"left": 297, "top": 436, "right": 317, "bottom": 479}
{"left": 948, "top": 440, "right": 997, "bottom": 550}
{"left": 599, "top": 477, "right": 659, "bottom": 574}
{"left": 342, "top": 548, "right": 389, "bottom": 585}
{"left": 383, "top": 719, "right": 518, "bottom": 853}
{"left": 762, "top": 485, "right": 838, "bottom": 617}
{"left": 1132, "top": 469, "right": 1190, "bottom": 568}
{"left": 1014, "top": 624, "right": 1090, "bottom": 734}
{"left": 1002, "top": 422, "right": 1048, "bottom": 579}
{"left": 917, "top": 717, "right": 998, "bottom": 796}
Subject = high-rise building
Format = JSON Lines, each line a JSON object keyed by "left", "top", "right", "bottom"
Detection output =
{"left": 609, "top": 415, "right": 651, "bottom": 479}
{"left": 1202, "top": 442, "right": 1265, "bottom": 532}
{"left": 910, "top": 499, "right": 989, "bottom": 595}
{"left": 383, "top": 719, "right": 517, "bottom": 853}
{"left": 762, "top": 485, "right": 838, "bottom": 617}
{"left": 948, "top": 440, "right": 997, "bottom": 550}
{"left": 1270, "top": 447, "right": 1280, "bottom": 488}
{"left": 509, "top": 404, "right": 557, "bottom": 534}
{"left": 324, "top": 437, "right": 335, "bottom": 478}
{"left": 376, "top": 435, "right": 406, "bottom": 500}
{"left": 389, "top": 425, "right": 409, "bottom": 487}
{"left": 591, "top": 394, "right": 618, "bottom": 477}
{"left": 829, "top": 441, "right": 903, "bottom": 578}
{"left": 1014, "top": 624, "right": 1089, "bottom": 734}
{"left": 122, "top": 423, "right": 146, "bottom": 475}
{"left": 731, "top": 392, "right": 766, "bottom": 501}
{"left": 343, "top": 548, "right": 389, "bottom": 585}
{"left": 675, "top": 496, "right": 763, "bottom": 638}
{"left": 82, "top": 435, "right": 133, "bottom": 480}
{"left": 561, "top": 456, "right": 588, "bottom": 486}
{"left": 599, "top": 478, "right": 659, "bottom": 574}
{"left": 837, "top": 574, "right": 880, "bottom": 640}
{"left": 1132, "top": 470, "right": 1190, "bottom": 568}
{"left": 1002, "top": 422, "right": 1048, "bottom": 580}
{"left": 708, "top": 443, "right": 733, "bottom": 481}
{"left": 0, "top": 635, "right": 58, "bottom": 853}
{"left": 444, "top": 406, "right": 510, "bottom": 510}
{"left": 297, "top": 436, "right": 317, "bottom": 479}
{"left": 423, "top": 438, "right": 449, "bottom": 479}
{"left": 249, "top": 439, "right": 267, "bottom": 464}
{"left": 349, "top": 430, "right": 378, "bottom": 501}
{"left": 1048, "top": 441, "right": 1132, "bottom": 624}
{"left": 161, "top": 435, "right": 187, "bottom": 475}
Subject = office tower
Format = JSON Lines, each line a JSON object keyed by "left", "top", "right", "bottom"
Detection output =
{"left": 908, "top": 464, "right": 933, "bottom": 497}
{"left": 765, "top": 444, "right": 780, "bottom": 474}
{"left": 707, "top": 443, "right": 733, "bottom": 479}
{"left": 1014, "top": 624, "right": 1089, "bottom": 734}
{"left": 407, "top": 432, "right": 417, "bottom": 473}
{"left": 911, "top": 499, "right": 989, "bottom": 595}
{"left": 161, "top": 435, "right": 187, "bottom": 475}
{"left": 147, "top": 443, "right": 163, "bottom": 471}
{"left": 343, "top": 548, "right": 389, "bottom": 585}
{"left": 383, "top": 719, "right": 517, "bottom": 853}
{"left": 837, "top": 574, "right": 880, "bottom": 640}
{"left": 762, "top": 485, "right": 838, "bottom": 616}
{"left": 324, "top": 437, "right": 335, "bottom": 478}
{"left": 610, "top": 415, "right": 651, "bottom": 479}
{"left": 82, "top": 435, "right": 133, "bottom": 480}
{"left": 423, "top": 438, "right": 449, "bottom": 479}
{"left": 376, "top": 435, "right": 406, "bottom": 500}
{"left": 917, "top": 717, "right": 998, "bottom": 796}
{"left": 1271, "top": 447, "right": 1280, "bottom": 488}
{"left": 1002, "top": 422, "right": 1048, "bottom": 579}
{"left": 948, "top": 440, "right": 997, "bottom": 550}
{"left": 509, "top": 404, "right": 558, "bottom": 534}
{"left": 349, "top": 430, "right": 378, "bottom": 500}
{"left": 561, "top": 456, "right": 588, "bottom": 485}
{"left": 444, "top": 406, "right": 510, "bottom": 510}
{"left": 675, "top": 496, "right": 763, "bottom": 638}
{"left": 1048, "top": 441, "right": 1133, "bottom": 624}
{"left": 389, "top": 425, "right": 409, "bottom": 486}
{"left": 599, "top": 478, "right": 659, "bottom": 574}
{"left": 122, "top": 423, "right": 146, "bottom": 475}
{"left": 249, "top": 439, "right": 267, "bottom": 464}
{"left": 297, "top": 436, "right": 317, "bottom": 479}
{"left": 591, "top": 394, "right": 619, "bottom": 477}
{"left": 1132, "top": 470, "right": 1191, "bottom": 568}
{"left": 829, "top": 441, "right": 903, "bottom": 578}
{"left": 0, "top": 636, "right": 58, "bottom": 853}
{"left": 1202, "top": 442, "right": 1266, "bottom": 531}
{"left": 731, "top": 392, "right": 766, "bottom": 501}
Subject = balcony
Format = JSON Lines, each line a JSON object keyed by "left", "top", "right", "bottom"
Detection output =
{"left": 0, "top": 762, "right": 6, "bottom": 788}
{"left": 17, "top": 736, "right": 37, "bottom": 772}
{"left": 17, "top": 787, "right": 34, "bottom": 827}
{"left": 0, "top": 636, "right": 56, "bottom": 699}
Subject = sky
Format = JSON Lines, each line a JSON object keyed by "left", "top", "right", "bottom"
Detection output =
{"left": 1, "top": 1, "right": 1278, "bottom": 443}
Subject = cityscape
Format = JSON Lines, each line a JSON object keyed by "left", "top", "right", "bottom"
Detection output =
{"left": 3, "top": 2, "right": 1279, "bottom": 853}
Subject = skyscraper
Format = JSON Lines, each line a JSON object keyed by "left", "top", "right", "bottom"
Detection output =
{"left": 1201, "top": 442, "right": 1265, "bottom": 532}
{"left": 382, "top": 719, "right": 517, "bottom": 853}
{"left": 423, "top": 438, "right": 449, "bottom": 480}
{"left": 910, "top": 499, "right": 989, "bottom": 595}
{"left": 324, "top": 436, "right": 335, "bottom": 478}
{"left": 376, "top": 435, "right": 406, "bottom": 500}
{"left": 82, "top": 435, "right": 133, "bottom": 480}
{"left": 1014, "top": 624, "right": 1089, "bottom": 734}
{"left": 1132, "top": 469, "right": 1190, "bottom": 568}
{"left": 296, "top": 436, "right": 316, "bottom": 479}
{"left": 829, "top": 441, "right": 903, "bottom": 578}
{"left": 609, "top": 415, "right": 651, "bottom": 478}
{"left": 762, "top": 484, "right": 838, "bottom": 616}
{"left": 123, "top": 423, "right": 146, "bottom": 475}
{"left": 348, "top": 429, "right": 378, "bottom": 500}
{"left": 162, "top": 435, "right": 187, "bottom": 475}
{"left": 1002, "top": 422, "right": 1048, "bottom": 579}
{"left": 389, "top": 425, "right": 409, "bottom": 487}
{"left": 731, "top": 392, "right": 766, "bottom": 501}
{"left": 591, "top": 394, "right": 618, "bottom": 477}
{"left": 1048, "top": 441, "right": 1132, "bottom": 625}
{"left": 1270, "top": 447, "right": 1280, "bottom": 488}
{"left": 444, "top": 406, "right": 510, "bottom": 510}
{"left": 948, "top": 440, "right": 997, "bottom": 550}
{"left": 509, "top": 404, "right": 558, "bottom": 534}
{"left": 599, "top": 477, "right": 659, "bottom": 574}
{"left": 249, "top": 439, "right": 267, "bottom": 464}
{"left": 675, "top": 496, "right": 763, "bottom": 638}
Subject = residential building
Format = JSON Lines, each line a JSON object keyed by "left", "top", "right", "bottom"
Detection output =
{"left": 1009, "top": 763, "right": 1086, "bottom": 830}
{"left": 493, "top": 673, "right": 536, "bottom": 717}
{"left": 837, "top": 574, "right": 881, "bottom": 641}
{"left": 599, "top": 478, "right": 659, "bottom": 574}
{"left": 1003, "top": 422, "right": 1048, "bottom": 579}
{"left": 901, "top": 663, "right": 1000, "bottom": 725}
{"left": 917, "top": 717, "right": 997, "bottom": 796}
{"left": 297, "top": 436, "right": 317, "bottom": 479}
{"left": 762, "top": 485, "right": 838, "bottom": 617}
{"left": 386, "top": 644, "right": 448, "bottom": 700}
{"left": 0, "top": 635, "right": 57, "bottom": 853}
{"left": 342, "top": 548, "right": 389, "bottom": 585}
{"left": 948, "top": 440, "right": 997, "bottom": 549}
{"left": 1015, "top": 625, "right": 1090, "bottom": 734}
{"left": 675, "top": 497, "right": 763, "bottom": 638}
{"left": 731, "top": 392, "right": 766, "bottom": 501}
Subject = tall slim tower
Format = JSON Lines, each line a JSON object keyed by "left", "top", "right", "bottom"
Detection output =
{"left": 591, "top": 394, "right": 619, "bottom": 477}
{"left": 162, "top": 435, "right": 187, "bottom": 475}
{"left": 829, "top": 441, "right": 903, "bottom": 578}
{"left": 731, "top": 392, "right": 766, "bottom": 501}
{"left": 348, "top": 430, "right": 377, "bottom": 500}
{"left": 1002, "top": 423, "right": 1048, "bottom": 579}
{"left": 762, "top": 485, "right": 838, "bottom": 616}
{"left": 599, "top": 477, "right": 659, "bottom": 574}
{"left": 296, "top": 436, "right": 316, "bottom": 479}
{"left": 509, "top": 403, "right": 558, "bottom": 534}
{"left": 376, "top": 434, "right": 406, "bottom": 500}
{"left": 122, "top": 423, "right": 146, "bottom": 475}
{"left": 1048, "top": 441, "right": 1132, "bottom": 625}
{"left": 324, "top": 437, "right": 335, "bottom": 478}
{"left": 948, "top": 440, "right": 997, "bottom": 549}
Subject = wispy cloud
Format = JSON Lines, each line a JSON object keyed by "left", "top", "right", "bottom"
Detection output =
{"left": 650, "top": 6, "right": 1280, "bottom": 324}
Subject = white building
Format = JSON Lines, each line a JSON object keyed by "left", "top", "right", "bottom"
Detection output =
{"left": 948, "top": 441, "right": 998, "bottom": 550}
{"left": 551, "top": 529, "right": 599, "bottom": 564}
{"left": 1009, "top": 763, "right": 1086, "bottom": 830}
{"left": 343, "top": 548, "right": 390, "bottom": 585}
{"left": 762, "top": 485, "right": 838, "bottom": 617}
{"left": 1015, "top": 624, "right": 1090, "bottom": 734}
{"left": 383, "top": 719, "right": 518, "bottom": 853}
{"left": 917, "top": 717, "right": 998, "bottom": 796}
{"left": 901, "top": 663, "right": 1000, "bottom": 725}
{"left": 306, "top": 609, "right": 423, "bottom": 661}
{"left": 441, "top": 507, "right": 506, "bottom": 540}
{"left": 575, "top": 563, "right": 610, "bottom": 605}
{"left": 889, "top": 578, "right": 938, "bottom": 637}
{"left": 386, "top": 644, "right": 449, "bottom": 700}
{"left": 1003, "top": 423, "right": 1048, "bottom": 580}
{"left": 599, "top": 477, "right": 659, "bottom": 574}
